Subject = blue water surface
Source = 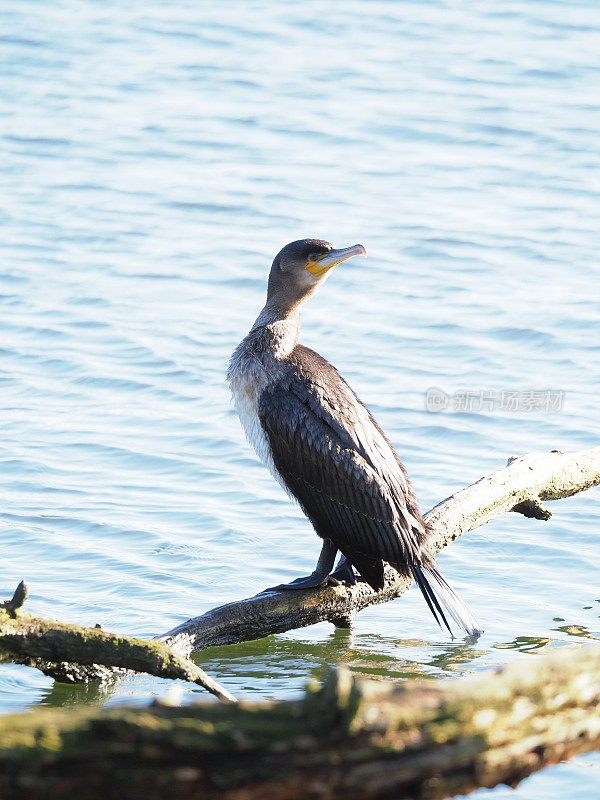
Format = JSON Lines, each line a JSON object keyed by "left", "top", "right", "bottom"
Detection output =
{"left": 1, "top": 2, "right": 599, "bottom": 797}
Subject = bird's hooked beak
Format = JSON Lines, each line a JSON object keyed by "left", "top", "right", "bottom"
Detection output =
{"left": 306, "top": 244, "right": 367, "bottom": 277}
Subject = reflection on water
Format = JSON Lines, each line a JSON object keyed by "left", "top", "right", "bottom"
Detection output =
{"left": 40, "top": 678, "right": 114, "bottom": 709}
{"left": 190, "top": 628, "right": 453, "bottom": 695}
{"left": 493, "top": 616, "right": 598, "bottom": 655}
{"left": 553, "top": 623, "right": 597, "bottom": 640}
{"left": 494, "top": 635, "right": 552, "bottom": 652}
{"left": 426, "top": 636, "right": 485, "bottom": 674}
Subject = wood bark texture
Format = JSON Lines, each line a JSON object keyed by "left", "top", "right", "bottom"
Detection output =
{"left": 0, "top": 644, "right": 597, "bottom": 800}
{"left": 0, "top": 587, "right": 235, "bottom": 702}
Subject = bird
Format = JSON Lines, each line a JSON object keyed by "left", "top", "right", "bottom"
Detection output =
{"left": 228, "top": 239, "right": 481, "bottom": 637}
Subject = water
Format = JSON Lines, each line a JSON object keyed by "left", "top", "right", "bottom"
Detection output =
{"left": 1, "top": 1, "right": 599, "bottom": 796}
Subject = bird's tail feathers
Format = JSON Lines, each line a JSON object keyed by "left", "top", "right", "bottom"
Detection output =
{"left": 411, "top": 563, "right": 482, "bottom": 637}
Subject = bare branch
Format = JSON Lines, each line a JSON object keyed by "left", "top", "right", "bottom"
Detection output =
{"left": 160, "top": 446, "right": 600, "bottom": 657}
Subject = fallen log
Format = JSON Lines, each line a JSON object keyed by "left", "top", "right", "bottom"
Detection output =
{"left": 0, "top": 644, "right": 597, "bottom": 800}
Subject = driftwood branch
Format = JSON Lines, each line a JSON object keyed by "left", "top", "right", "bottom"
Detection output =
{"left": 0, "top": 593, "right": 236, "bottom": 703}
{"left": 2, "top": 447, "right": 598, "bottom": 687}
{"left": 160, "top": 446, "right": 600, "bottom": 656}
{"left": 0, "top": 644, "right": 597, "bottom": 800}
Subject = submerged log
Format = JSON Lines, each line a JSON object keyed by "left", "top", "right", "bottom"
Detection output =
{"left": 0, "top": 644, "right": 598, "bottom": 800}
{"left": 160, "top": 446, "right": 600, "bottom": 656}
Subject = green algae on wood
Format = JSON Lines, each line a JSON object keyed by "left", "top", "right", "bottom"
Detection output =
{"left": 0, "top": 592, "right": 235, "bottom": 703}
{"left": 0, "top": 645, "right": 598, "bottom": 800}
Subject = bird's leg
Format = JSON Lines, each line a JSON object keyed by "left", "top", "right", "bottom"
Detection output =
{"left": 328, "top": 553, "right": 357, "bottom": 586}
{"left": 268, "top": 538, "right": 338, "bottom": 590}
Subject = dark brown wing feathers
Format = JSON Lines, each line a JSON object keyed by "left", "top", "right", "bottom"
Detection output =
{"left": 257, "top": 346, "right": 429, "bottom": 589}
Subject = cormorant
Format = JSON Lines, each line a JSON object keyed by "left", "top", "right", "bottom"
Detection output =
{"left": 228, "top": 239, "right": 481, "bottom": 636}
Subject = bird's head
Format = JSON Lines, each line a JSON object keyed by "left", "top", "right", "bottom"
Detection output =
{"left": 266, "top": 238, "right": 367, "bottom": 313}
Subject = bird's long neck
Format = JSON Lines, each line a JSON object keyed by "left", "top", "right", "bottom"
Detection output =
{"left": 250, "top": 300, "right": 301, "bottom": 359}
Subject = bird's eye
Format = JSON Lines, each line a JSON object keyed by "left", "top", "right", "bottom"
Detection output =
{"left": 307, "top": 252, "right": 320, "bottom": 262}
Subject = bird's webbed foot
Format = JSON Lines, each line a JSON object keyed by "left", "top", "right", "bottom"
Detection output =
{"left": 264, "top": 538, "right": 338, "bottom": 592}
{"left": 273, "top": 571, "right": 331, "bottom": 590}
{"left": 328, "top": 554, "right": 357, "bottom": 586}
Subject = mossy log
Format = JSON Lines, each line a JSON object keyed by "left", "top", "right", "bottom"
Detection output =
{"left": 0, "top": 645, "right": 598, "bottom": 800}
{"left": 161, "top": 446, "right": 600, "bottom": 656}
{"left": 0, "top": 584, "right": 235, "bottom": 702}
